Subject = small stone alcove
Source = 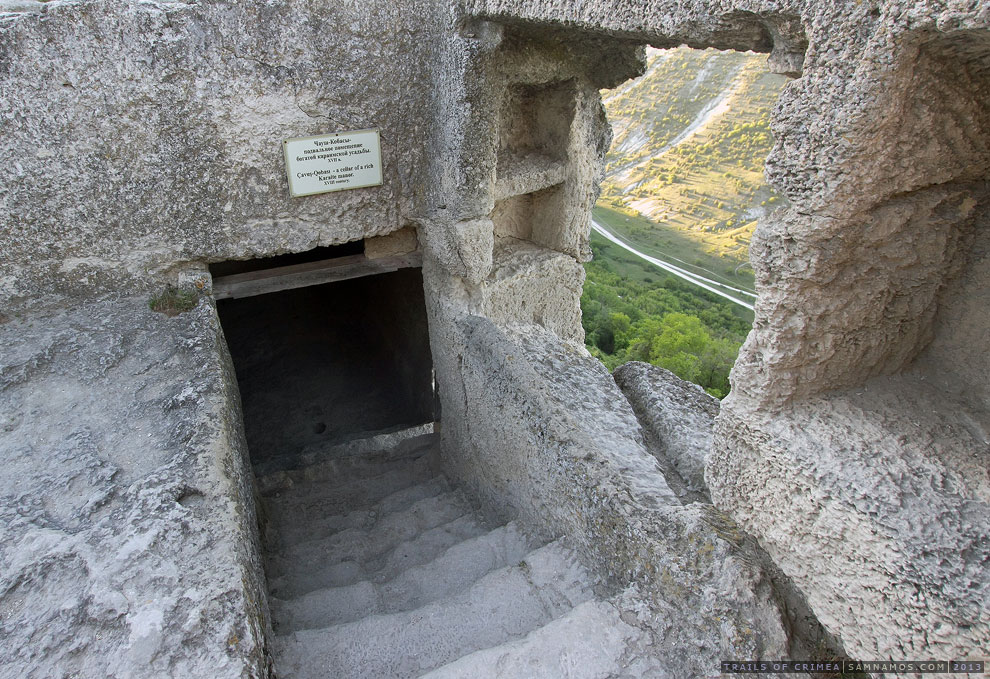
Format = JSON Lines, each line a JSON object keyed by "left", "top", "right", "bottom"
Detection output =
{"left": 803, "top": 29, "right": 990, "bottom": 415}
{"left": 492, "top": 79, "right": 576, "bottom": 250}
{"left": 900, "top": 31, "right": 990, "bottom": 413}
{"left": 212, "top": 244, "right": 436, "bottom": 471}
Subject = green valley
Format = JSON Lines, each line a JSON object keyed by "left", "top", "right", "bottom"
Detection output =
{"left": 581, "top": 47, "right": 788, "bottom": 396}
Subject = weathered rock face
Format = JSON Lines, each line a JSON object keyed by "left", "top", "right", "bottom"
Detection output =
{"left": 0, "top": 0, "right": 438, "bottom": 309}
{"left": 430, "top": 318, "right": 793, "bottom": 677}
{"left": 0, "top": 296, "right": 270, "bottom": 678}
{"left": 614, "top": 362, "right": 719, "bottom": 500}
{"left": 439, "top": 0, "right": 990, "bottom": 665}
{"left": 707, "top": 4, "right": 990, "bottom": 662}
{"left": 711, "top": 379, "right": 990, "bottom": 660}
{"left": 3, "top": 0, "right": 988, "bottom": 673}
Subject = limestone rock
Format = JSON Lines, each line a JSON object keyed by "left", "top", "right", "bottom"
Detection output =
{"left": 613, "top": 361, "right": 719, "bottom": 499}
{"left": 469, "top": 0, "right": 990, "bottom": 663}
{"left": 711, "top": 377, "right": 990, "bottom": 661}
{"left": 0, "top": 0, "right": 437, "bottom": 309}
{"left": 418, "top": 217, "right": 496, "bottom": 283}
{"left": 365, "top": 227, "right": 420, "bottom": 260}
{"left": 480, "top": 237, "right": 586, "bottom": 343}
{"left": 0, "top": 297, "right": 270, "bottom": 679}
{"left": 431, "top": 317, "right": 793, "bottom": 676}
{"left": 4, "top": 0, "right": 989, "bottom": 670}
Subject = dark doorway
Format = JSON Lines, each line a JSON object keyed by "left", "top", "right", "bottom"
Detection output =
{"left": 216, "top": 266, "right": 435, "bottom": 471}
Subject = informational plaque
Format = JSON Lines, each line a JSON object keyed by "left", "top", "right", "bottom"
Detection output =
{"left": 283, "top": 128, "right": 383, "bottom": 197}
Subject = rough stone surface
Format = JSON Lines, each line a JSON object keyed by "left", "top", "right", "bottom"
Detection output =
{"left": 421, "top": 592, "right": 668, "bottom": 679}
{"left": 364, "top": 226, "right": 419, "bottom": 260}
{"left": 480, "top": 237, "right": 586, "bottom": 343}
{"left": 4, "top": 0, "right": 989, "bottom": 671}
{"left": 261, "top": 429, "right": 665, "bottom": 679}
{"left": 711, "top": 376, "right": 990, "bottom": 660}
{"left": 0, "top": 0, "right": 437, "bottom": 309}
{"left": 464, "top": 0, "right": 990, "bottom": 404}
{"left": 418, "top": 217, "right": 496, "bottom": 284}
{"left": 455, "top": 0, "right": 990, "bottom": 661}
{"left": 614, "top": 361, "right": 719, "bottom": 500}
{"left": 429, "top": 318, "right": 793, "bottom": 677}
{"left": 0, "top": 296, "right": 270, "bottom": 678}
{"left": 413, "top": 12, "right": 642, "bottom": 280}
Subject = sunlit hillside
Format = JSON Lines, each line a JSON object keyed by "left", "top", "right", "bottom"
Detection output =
{"left": 599, "top": 46, "right": 788, "bottom": 279}
{"left": 581, "top": 47, "right": 789, "bottom": 397}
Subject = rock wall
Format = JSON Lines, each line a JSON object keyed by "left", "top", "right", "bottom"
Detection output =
{"left": 2, "top": 0, "right": 988, "bottom": 672}
{"left": 429, "top": 318, "right": 795, "bottom": 677}
{"left": 0, "top": 0, "right": 439, "bottom": 309}
{"left": 711, "top": 381, "right": 990, "bottom": 661}
{"left": 0, "top": 296, "right": 271, "bottom": 678}
{"left": 711, "top": 5, "right": 990, "bottom": 662}
{"left": 442, "top": 0, "right": 990, "bottom": 665}
{"left": 412, "top": 8, "right": 820, "bottom": 674}
{"left": 614, "top": 362, "right": 719, "bottom": 501}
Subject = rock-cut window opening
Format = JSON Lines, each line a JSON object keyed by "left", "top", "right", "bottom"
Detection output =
{"left": 582, "top": 45, "right": 787, "bottom": 396}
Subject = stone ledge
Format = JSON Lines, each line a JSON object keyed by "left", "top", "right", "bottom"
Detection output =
{"left": 613, "top": 361, "right": 719, "bottom": 501}
{"left": 0, "top": 296, "right": 271, "bottom": 678}
{"left": 711, "top": 376, "right": 990, "bottom": 660}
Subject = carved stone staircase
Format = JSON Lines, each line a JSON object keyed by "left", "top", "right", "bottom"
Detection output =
{"left": 255, "top": 429, "right": 661, "bottom": 679}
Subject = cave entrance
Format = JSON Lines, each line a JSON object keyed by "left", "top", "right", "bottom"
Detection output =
{"left": 213, "top": 243, "right": 436, "bottom": 472}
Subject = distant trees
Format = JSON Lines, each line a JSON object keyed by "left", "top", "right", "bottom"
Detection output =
{"left": 634, "top": 313, "right": 737, "bottom": 397}
{"left": 581, "top": 241, "right": 750, "bottom": 398}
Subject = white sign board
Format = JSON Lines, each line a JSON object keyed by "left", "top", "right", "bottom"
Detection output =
{"left": 283, "top": 128, "right": 383, "bottom": 197}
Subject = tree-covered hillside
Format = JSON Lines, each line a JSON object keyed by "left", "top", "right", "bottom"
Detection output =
{"left": 582, "top": 232, "right": 753, "bottom": 398}
{"left": 582, "top": 47, "right": 787, "bottom": 396}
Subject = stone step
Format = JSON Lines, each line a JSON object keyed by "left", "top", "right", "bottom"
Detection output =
{"left": 252, "top": 423, "right": 437, "bottom": 478}
{"left": 272, "top": 539, "right": 595, "bottom": 679}
{"left": 262, "top": 454, "right": 435, "bottom": 529}
{"left": 420, "top": 598, "right": 664, "bottom": 679}
{"left": 268, "top": 513, "right": 487, "bottom": 599}
{"left": 266, "top": 476, "right": 450, "bottom": 553}
{"left": 256, "top": 431, "right": 439, "bottom": 495}
{"left": 267, "top": 489, "right": 473, "bottom": 576}
{"left": 271, "top": 521, "right": 534, "bottom": 632}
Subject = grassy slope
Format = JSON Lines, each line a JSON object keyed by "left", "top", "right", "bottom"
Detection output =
{"left": 592, "top": 204, "right": 756, "bottom": 293}
{"left": 581, "top": 229, "right": 755, "bottom": 397}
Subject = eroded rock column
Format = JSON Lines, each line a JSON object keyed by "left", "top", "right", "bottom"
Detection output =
{"left": 711, "top": 15, "right": 990, "bottom": 661}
